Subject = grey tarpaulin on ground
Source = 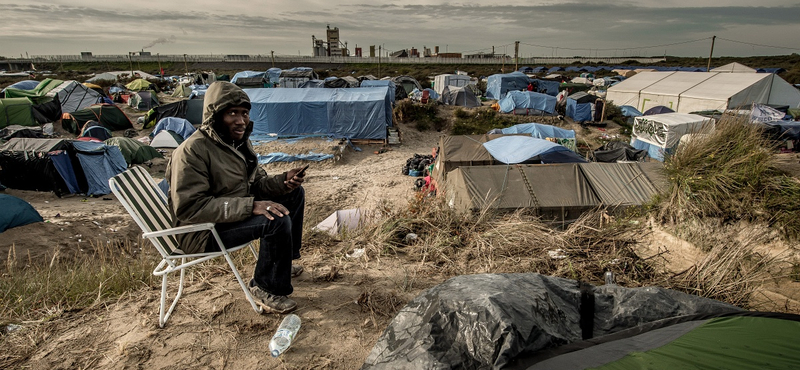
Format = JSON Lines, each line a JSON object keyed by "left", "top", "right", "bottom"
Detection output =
{"left": 361, "top": 273, "right": 739, "bottom": 370}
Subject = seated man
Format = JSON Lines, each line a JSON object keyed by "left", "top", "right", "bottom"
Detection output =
{"left": 166, "top": 81, "right": 306, "bottom": 313}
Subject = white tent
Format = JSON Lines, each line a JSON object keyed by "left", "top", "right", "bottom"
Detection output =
{"left": 711, "top": 62, "right": 757, "bottom": 73}
{"left": 607, "top": 71, "right": 800, "bottom": 114}
{"left": 632, "top": 113, "right": 715, "bottom": 149}
{"left": 149, "top": 130, "right": 181, "bottom": 149}
{"left": 433, "top": 74, "right": 471, "bottom": 96}
{"left": 46, "top": 81, "right": 104, "bottom": 113}
{"left": 87, "top": 70, "right": 156, "bottom": 83}
{"left": 313, "top": 209, "right": 370, "bottom": 235}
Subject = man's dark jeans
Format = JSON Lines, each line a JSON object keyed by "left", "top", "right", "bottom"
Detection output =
{"left": 206, "top": 187, "right": 305, "bottom": 296}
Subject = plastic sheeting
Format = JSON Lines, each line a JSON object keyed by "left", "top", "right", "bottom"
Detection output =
{"left": 245, "top": 87, "right": 392, "bottom": 140}
{"left": 71, "top": 141, "right": 128, "bottom": 196}
{"left": 152, "top": 117, "right": 196, "bottom": 140}
{"left": 483, "top": 136, "right": 584, "bottom": 164}
{"left": 566, "top": 99, "right": 592, "bottom": 122}
{"left": 498, "top": 91, "right": 557, "bottom": 114}
{"left": 230, "top": 71, "right": 265, "bottom": 84}
{"left": 362, "top": 273, "right": 739, "bottom": 370}
{"left": 750, "top": 103, "right": 786, "bottom": 123}
{"left": 257, "top": 151, "right": 335, "bottom": 164}
{"left": 529, "top": 79, "right": 560, "bottom": 96}
{"left": 494, "top": 123, "right": 575, "bottom": 140}
{"left": 361, "top": 80, "right": 397, "bottom": 104}
{"left": 486, "top": 72, "right": 531, "bottom": 100}
{"left": 765, "top": 120, "right": 800, "bottom": 140}
{"left": 267, "top": 68, "right": 282, "bottom": 83}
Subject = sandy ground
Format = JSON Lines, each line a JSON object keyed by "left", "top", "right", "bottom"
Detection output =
{"left": 2, "top": 100, "right": 799, "bottom": 369}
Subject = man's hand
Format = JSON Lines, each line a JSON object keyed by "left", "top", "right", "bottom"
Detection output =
{"left": 253, "top": 200, "right": 288, "bottom": 220}
{"left": 284, "top": 167, "right": 306, "bottom": 190}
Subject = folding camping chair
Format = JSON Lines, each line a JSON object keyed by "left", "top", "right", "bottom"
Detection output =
{"left": 109, "top": 166, "right": 263, "bottom": 327}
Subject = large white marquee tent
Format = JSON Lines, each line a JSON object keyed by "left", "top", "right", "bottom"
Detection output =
{"left": 606, "top": 71, "right": 800, "bottom": 114}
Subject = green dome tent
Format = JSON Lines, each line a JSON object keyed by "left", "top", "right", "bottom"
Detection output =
{"left": 0, "top": 98, "right": 37, "bottom": 129}
{"left": 105, "top": 137, "right": 163, "bottom": 165}
{"left": 61, "top": 104, "right": 133, "bottom": 134}
{"left": 126, "top": 79, "right": 153, "bottom": 92}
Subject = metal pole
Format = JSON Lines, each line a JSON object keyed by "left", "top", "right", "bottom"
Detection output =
{"left": 183, "top": 54, "right": 189, "bottom": 75}
{"left": 271, "top": 50, "right": 275, "bottom": 67}
{"left": 706, "top": 35, "right": 716, "bottom": 72}
{"left": 128, "top": 53, "right": 134, "bottom": 79}
{"left": 157, "top": 53, "right": 162, "bottom": 77}
{"left": 378, "top": 45, "right": 381, "bottom": 77}
{"left": 514, "top": 41, "right": 519, "bottom": 71}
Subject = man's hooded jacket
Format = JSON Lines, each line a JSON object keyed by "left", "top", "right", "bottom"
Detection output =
{"left": 165, "top": 81, "right": 290, "bottom": 254}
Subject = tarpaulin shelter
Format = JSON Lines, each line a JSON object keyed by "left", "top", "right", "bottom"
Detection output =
{"left": 0, "top": 138, "right": 86, "bottom": 196}
{"left": 267, "top": 68, "right": 282, "bottom": 84}
{"left": 606, "top": 72, "right": 800, "bottom": 114}
{"left": 0, "top": 194, "right": 43, "bottom": 233}
{"left": 482, "top": 136, "right": 586, "bottom": 164}
{"left": 592, "top": 141, "right": 648, "bottom": 163}
{"left": 361, "top": 80, "right": 398, "bottom": 104}
{"left": 631, "top": 113, "right": 715, "bottom": 161}
{"left": 86, "top": 70, "right": 156, "bottom": 83}
{"left": 445, "top": 162, "right": 664, "bottom": 218}
{"left": 566, "top": 92, "right": 596, "bottom": 122}
{"left": 498, "top": 91, "right": 557, "bottom": 114}
{"left": 489, "top": 123, "right": 576, "bottom": 151}
{"left": 279, "top": 69, "right": 318, "bottom": 88}
{"left": 619, "top": 105, "right": 643, "bottom": 117}
{"left": 299, "top": 80, "right": 325, "bottom": 88}
{"left": 151, "top": 117, "right": 196, "bottom": 140}
{"left": 61, "top": 103, "right": 133, "bottom": 134}
{"left": 362, "top": 273, "right": 772, "bottom": 370}
{"left": 750, "top": 103, "right": 786, "bottom": 123}
{"left": 245, "top": 87, "right": 392, "bottom": 140}
{"left": 230, "top": 71, "right": 265, "bottom": 84}
{"left": 711, "top": 62, "right": 758, "bottom": 73}
{"left": 324, "top": 76, "right": 360, "bottom": 88}
{"left": 0, "top": 98, "right": 37, "bottom": 128}
{"left": 529, "top": 79, "right": 560, "bottom": 96}
{"left": 105, "top": 137, "right": 163, "bottom": 165}
{"left": 441, "top": 86, "right": 481, "bottom": 108}
{"left": 486, "top": 72, "right": 531, "bottom": 99}
{"left": 431, "top": 134, "right": 517, "bottom": 188}
{"left": 70, "top": 140, "right": 127, "bottom": 196}
{"left": 143, "top": 98, "right": 204, "bottom": 128}
{"left": 433, "top": 74, "right": 471, "bottom": 96}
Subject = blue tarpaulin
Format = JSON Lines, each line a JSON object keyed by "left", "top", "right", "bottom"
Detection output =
{"left": 267, "top": 68, "right": 282, "bottom": 83}
{"left": 566, "top": 98, "right": 593, "bottom": 122}
{"left": 486, "top": 72, "right": 531, "bottom": 100}
{"left": 360, "top": 80, "right": 397, "bottom": 104}
{"left": 230, "top": 71, "right": 265, "bottom": 84}
{"left": 494, "top": 123, "right": 575, "bottom": 139}
{"left": 245, "top": 87, "right": 392, "bottom": 140}
{"left": 2, "top": 80, "right": 39, "bottom": 93}
{"left": 0, "top": 194, "right": 43, "bottom": 233}
{"left": 71, "top": 141, "right": 128, "bottom": 196}
{"left": 152, "top": 117, "right": 196, "bottom": 140}
{"left": 498, "top": 91, "right": 557, "bottom": 114}
{"left": 50, "top": 151, "right": 81, "bottom": 194}
{"left": 482, "top": 136, "right": 585, "bottom": 164}
{"left": 258, "top": 151, "right": 335, "bottom": 164}
{"left": 620, "top": 105, "right": 643, "bottom": 117}
{"left": 530, "top": 79, "right": 560, "bottom": 96}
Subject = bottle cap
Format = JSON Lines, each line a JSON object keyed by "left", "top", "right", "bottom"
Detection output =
{"left": 271, "top": 349, "right": 280, "bottom": 357}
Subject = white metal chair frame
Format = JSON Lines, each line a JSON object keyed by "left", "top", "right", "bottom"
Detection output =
{"left": 109, "top": 166, "right": 263, "bottom": 327}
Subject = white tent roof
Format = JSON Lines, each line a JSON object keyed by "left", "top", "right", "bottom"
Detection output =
{"left": 711, "top": 62, "right": 757, "bottom": 73}
{"left": 87, "top": 70, "right": 156, "bottom": 82}
{"left": 607, "top": 71, "right": 800, "bottom": 114}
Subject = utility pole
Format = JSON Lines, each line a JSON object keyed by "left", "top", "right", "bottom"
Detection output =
{"left": 183, "top": 54, "right": 189, "bottom": 75}
{"left": 378, "top": 45, "right": 382, "bottom": 77}
{"left": 514, "top": 41, "right": 520, "bottom": 71}
{"left": 706, "top": 35, "right": 716, "bottom": 72}
{"left": 157, "top": 53, "right": 162, "bottom": 77}
{"left": 271, "top": 50, "right": 275, "bottom": 67}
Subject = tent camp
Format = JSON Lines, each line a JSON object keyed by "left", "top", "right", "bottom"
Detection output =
{"left": 143, "top": 98, "right": 204, "bottom": 128}
{"left": 362, "top": 274, "right": 798, "bottom": 370}
{"left": 245, "top": 87, "right": 392, "bottom": 140}
{"left": 441, "top": 86, "right": 481, "bottom": 108}
{"left": 61, "top": 103, "right": 133, "bottom": 134}
{"left": 433, "top": 74, "right": 471, "bottom": 96}
{"left": 86, "top": 70, "right": 156, "bottom": 83}
{"left": 445, "top": 162, "right": 664, "bottom": 218}
{"left": 498, "top": 91, "right": 557, "bottom": 114}
{"left": 105, "top": 137, "right": 163, "bottom": 165}
{"left": 4, "top": 79, "right": 104, "bottom": 113}
{"left": 486, "top": 72, "right": 531, "bottom": 100}
{"left": 606, "top": 71, "right": 800, "bottom": 114}
{"left": 431, "top": 134, "right": 522, "bottom": 188}
{"left": 631, "top": 112, "right": 715, "bottom": 161}
{"left": 0, "top": 194, "right": 43, "bottom": 233}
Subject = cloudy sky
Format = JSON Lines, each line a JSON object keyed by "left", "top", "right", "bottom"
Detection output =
{"left": 1, "top": 1, "right": 798, "bottom": 58}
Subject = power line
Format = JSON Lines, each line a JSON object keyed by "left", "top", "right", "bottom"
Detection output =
{"left": 716, "top": 37, "right": 798, "bottom": 51}
{"left": 519, "top": 37, "right": 712, "bottom": 52}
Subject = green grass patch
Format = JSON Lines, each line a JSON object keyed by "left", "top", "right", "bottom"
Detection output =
{"left": 451, "top": 108, "right": 520, "bottom": 135}
{"left": 394, "top": 100, "right": 445, "bottom": 131}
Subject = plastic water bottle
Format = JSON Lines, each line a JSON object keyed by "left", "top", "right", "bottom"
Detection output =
{"left": 604, "top": 271, "right": 615, "bottom": 285}
{"left": 269, "top": 314, "right": 301, "bottom": 357}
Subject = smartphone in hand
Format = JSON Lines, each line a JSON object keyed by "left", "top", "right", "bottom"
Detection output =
{"left": 296, "top": 164, "right": 309, "bottom": 177}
